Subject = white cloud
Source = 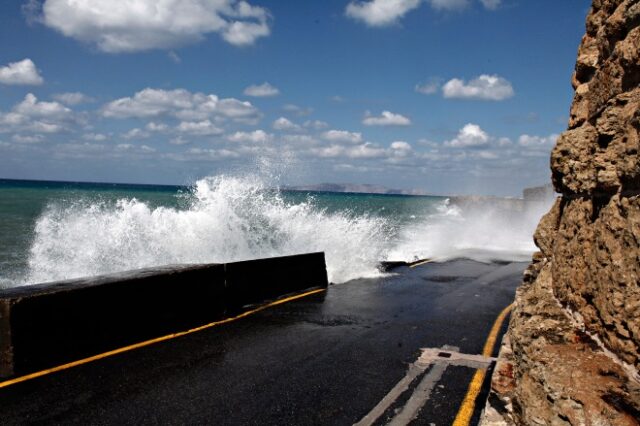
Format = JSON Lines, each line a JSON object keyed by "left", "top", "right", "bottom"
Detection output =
{"left": 146, "top": 122, "right": 169, "bottom": 132}
{"left": 444, "top": 123, "right": 490, "bottom": 148}
{"left": 122, "top": 128, "right": 150, "bottom": 140}
{"left": 312, "top": 142, "right": 386, "bottom": 159}
{"left": 244, "top": 82, "right": 280, "bottom": 97}
{"left": 497, "top": 137, "right": 512, "bottom": 146}
{"left": 283, "top": 104, "right": 313, "bottom": 116}
{"left": 345, "top": 0, "right": 421, "bottom": 27}
{"left": 304, "top": 120, "right": 328, "bottom": 130}
{"left": 0, "top": 93, "right": 75, "bottom": 134}
{"left": 428, "top": 0, "right": 470, "bottom": 10}
{"left": 415, "top": 78, "right": 441, "bottom": 95}
{"left": 83, "top": 133, "right": 108, "bottom": 141}
{"left": 223, "top": 20, "right": 270, "bottom": 46}
{"left": 518, "top": 134, "right": 559, "bottom": 148}
{"left": 116, "top": 143, "right": 156, "bottom": 153}
{"left": 227, "top": 129, "right": 272, "bottom": 143}
{"left": 0, "top": 59, "right": 43, "bottom": 85}
{"left": 170, "top": 136, "right": 190, "bottom": 145}
{"left": 52, "top": 92, "right": 93, "bottom": 105}
{"left": 390, "top": 140, "right": 412, "bottom": 151}
{"left": 363, "top": 110, "right": 411, "bottom": 126}
{"left": 39, "top": 0, "right": 271, "bottom": 52}
{"left": 15, "top": 94, "right": 70, "bottom": 118}
{"left": 102, "top": 88, "right": 260, "bottom": 123}
{"left": 417, "top": 138, "right": 439, "bottom": 148}
{"left": 474, "top": 150, "right": 499, "bottom": 160}
{"left": 272, "top": 117, "right": 301, "bottom": 131}
{"left": 322, "top": 130, "right": 364, "bottom": 144}
{"left": 479, "top": 0, "right": 501, "bottom": 10}
{"left": 12, "top": 134, "right": 45, "bottom": 144}
{"left": 281, "top": 134, "right": 318, "bottom": 145}
{"left": 176, "top": 120, "right": 223, "bottom": 136}
{"left": 442, "top": 74, "right": 514, "bottom": 101}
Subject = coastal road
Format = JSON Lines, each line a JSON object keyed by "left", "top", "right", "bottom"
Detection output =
{"left": 0, "top": 258, "right": 527, "bottom": 425}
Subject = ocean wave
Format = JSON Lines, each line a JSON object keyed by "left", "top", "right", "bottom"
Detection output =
{"left": 17, "top": 175, "right": 551, "bottom": 287}
{"left": 24, "top": 175, "right": 391, "bottom": 285}
{"left": 386, "top": 197, "right": 550, "bottom": 264}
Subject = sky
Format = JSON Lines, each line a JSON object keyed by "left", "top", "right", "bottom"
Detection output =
{"left": 0, "top": 0, "right": 591, "bottom": 196}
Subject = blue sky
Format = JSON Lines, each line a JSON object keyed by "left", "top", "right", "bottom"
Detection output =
{"left": 0, "top": 0, "right": 590, "bottom": 196}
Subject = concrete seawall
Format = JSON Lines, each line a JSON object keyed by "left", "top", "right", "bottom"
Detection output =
{"left": 0, "top": 252, "right": 328, "bottom": 378}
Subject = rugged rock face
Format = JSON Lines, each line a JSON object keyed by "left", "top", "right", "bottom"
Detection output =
{"left": 490, "top": 1, "right": 640, "bottom": 424}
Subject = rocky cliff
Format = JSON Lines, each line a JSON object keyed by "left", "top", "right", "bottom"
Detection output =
{"left": 490, "top": 1, "right": 640, "bottom": 424}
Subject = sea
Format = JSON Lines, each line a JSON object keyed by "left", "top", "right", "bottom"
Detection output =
{"left": 0, "top": 175, "right": 551, "bottom": 288}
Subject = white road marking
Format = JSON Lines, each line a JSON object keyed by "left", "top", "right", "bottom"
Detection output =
{"left": 354, "top": 346, "right": 494, "bottom": 426}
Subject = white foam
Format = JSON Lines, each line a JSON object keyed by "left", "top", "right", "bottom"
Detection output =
{"left": 386, "top": 197, "right": 552, "bottom": 264}
{"left": 17, "top": 175, "right": 553, "bottom": 287}
{"left": 23, "top": 175, "right": 390, "bottom": 285}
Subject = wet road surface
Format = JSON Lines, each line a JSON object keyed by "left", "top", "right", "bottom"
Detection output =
{"left": 0, "top": 258, "right": 527, "bottom": 425}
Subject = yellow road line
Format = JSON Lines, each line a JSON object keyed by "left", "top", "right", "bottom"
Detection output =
{"left": 409, "top": 259, "right": 433, "bottom": 268}
{"left": 0, "top": 288, "right": 326, "bottom": 390}
{"left": 451, "top": 303, "right": 514, "bottom": 426}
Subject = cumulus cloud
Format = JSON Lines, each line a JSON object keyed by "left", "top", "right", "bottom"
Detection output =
{"left": 15, "top": 93, "right": 70, "bottom": 118}
{"left": 146, "top": 122, "right": 169, "bottom": 132}
{"left": 227, "top": 129, "right": 272, "bottom": 143}
{"left": 83, "top": 132, "right": 108, "bottom": 141}
{"left": 363, "top": 110, "right": 411, "bottom": 126}
{"left": 479, "top": 0, "right": 501, "bottom": 10}
{"left": 304, "top": 120, "right": 328, "bottom": 130}
{"left": 442, "top": 74, "right": 514, "bottom": 101}
{"left": 102, "top": 88, "right": 260, "bottom": 124}
{"left": 281, "top": 134, "right": 318, "bottom": 145}
{"left": 0, "top": 59, "right": 43, "bottom": 85}
{"left": 322, "top": 130, "right": 364, "bottom": 144}
{"left": 390, "top": 140, "right": 412, "bottom": 151}
{"left": 116, "top": 143, "right": 156, "bottom": 153}
{"left": 518, "top": 134, "right": 559, "bottom": 148}
{"left": 444, "top": 123, "right": 490, "bottom": 148}
{"left": 346, "top": 0, "right": 497, "bottom": 27}
{"left": 312, "top": 142, "right": 386, "bottom": 159}
{"left": 244, "top": 82, "right": 280, "bottom": 97}
{"left": 0, "top": 93, "right": 75, "bottom": 134}
{"left": 428, "top": 0, "right": 470, "bottom": 10}
{"left": 12, "top": 134, "right": 45, "bottom": 144}
{"left": 38, "top": 0, "right": 272, "bottom": 52}
{"left": 283, "top": 104, "right": 313, "bottom": 116}
{"left": 122, "top": 128, "right": 150, "bottom": 140}
{"left": 346, "top": 0, "right": 420, "bottom": 27}
{"left": 272, "top": 117, "right": 301, "bottom": 131}
{"left": 52, "top": 92, "right": 93, "bottom": 105}
{"left": 176, "top": 120, "right": 223, "bottom": 136}
{"left": 170, "top": 136, "right": 190, "bottom": 145}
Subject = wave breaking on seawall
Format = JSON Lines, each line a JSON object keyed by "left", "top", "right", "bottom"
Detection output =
{"left": 18, "top": 175, "right": 552, "bottom": 286}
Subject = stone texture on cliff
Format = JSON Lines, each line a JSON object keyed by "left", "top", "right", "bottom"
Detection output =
{"left": 492, "top": 0, "right": 640, "bottom": 424}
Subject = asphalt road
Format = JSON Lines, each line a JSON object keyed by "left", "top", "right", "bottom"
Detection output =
{"left": 0, "top": 258, "right": 527, "bottom": 425}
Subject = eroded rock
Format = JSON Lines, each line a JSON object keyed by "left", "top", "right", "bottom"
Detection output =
{"left": 492, "top": 0, "right": 640, "bottom": 424}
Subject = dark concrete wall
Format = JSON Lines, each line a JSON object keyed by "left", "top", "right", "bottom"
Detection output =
{"left": 0, "top": 252, "right": 328, "bottom": 378}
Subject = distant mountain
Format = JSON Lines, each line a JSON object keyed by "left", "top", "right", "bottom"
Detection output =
{"left": 284, "top": 183, "right": 429, "bottom": 196}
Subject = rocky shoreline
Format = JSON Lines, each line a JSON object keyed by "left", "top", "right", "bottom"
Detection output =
{"left": 484, "top": 1, "right": 640, "bottom": 424}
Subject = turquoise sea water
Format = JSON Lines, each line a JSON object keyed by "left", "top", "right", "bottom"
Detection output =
{"left": 0, "top": 176, "right": 544, "bottom": 287}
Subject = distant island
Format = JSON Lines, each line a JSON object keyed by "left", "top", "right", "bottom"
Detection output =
{"left": 284, "top": 183, "right": 430, "bottom": 196}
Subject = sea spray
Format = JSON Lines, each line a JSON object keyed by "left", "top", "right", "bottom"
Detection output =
{"left": 386, "top": 197, "right": 553, "bottom": 263}
{"left": 24, "top": 175, "right": 391, "bottom": 285}
{"left": 7, "top": 176, "right": 554, "bottom": 287}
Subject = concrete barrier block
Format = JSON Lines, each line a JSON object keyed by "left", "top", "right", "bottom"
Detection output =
{"left": 3, "top": 264, "right": 226, "bottom": 376}
{"left": 0, "top": 252, "right": 328, "bottom": 379}
{"left": 225, "top": 252, "right": 328, "bottom": 311}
